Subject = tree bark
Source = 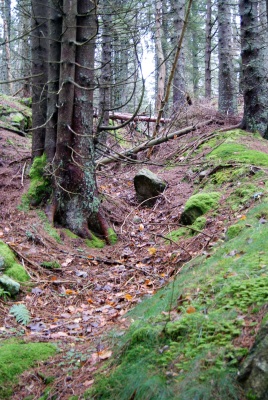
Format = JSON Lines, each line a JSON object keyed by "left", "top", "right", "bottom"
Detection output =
{"left": 218, "top": 0, "right": 237, "bottom": 115}
{"left": 45, "top": 0, "right": 62, "bottom": 163}
{"left": 172, "top": 0, "right": 186, "bottom": 109}
{"left": 31, "top": 0, "right": 49, "bottom": 158}
{"left": 155, "top": 0, "right": 166, "bottom": 113}
{"left": 239, "top": 0, "right": 268, "bottom": 137}
{"left": 205, "top": 0, "right": 212, "bottom": 99}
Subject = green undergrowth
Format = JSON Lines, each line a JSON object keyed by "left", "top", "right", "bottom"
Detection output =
{"left": 0, "top": 240, "right": 29, "bottom": 283}
{"left": 0, "top": 339, "right": 57, "bottom": 399}
{"left": 86, "top": 201, "right": 268, "bottom": 400}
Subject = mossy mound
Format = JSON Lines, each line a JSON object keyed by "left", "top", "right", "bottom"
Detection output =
{"left": 0, "top": 94, "right": 32, "bottom": 132}
{"left": 209, "top": 142, "right": 268, "bottom": 167}
{"left": 180, "top": 192, "right": 221, "bottom": 225}
{"left": 0, "top": 340, "right": 57, "bottom": 399}
{"left": 86, "top": 200, "right": 268, "bottom": 400}
{"left": 0, "top": 240, "right": 29, "bottom": 284}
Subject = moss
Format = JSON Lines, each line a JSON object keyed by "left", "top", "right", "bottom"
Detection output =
{"left": 0, "top": 340, "right": 57, "bottom": 399}
{"left": 20, "top": 154, "right": 51, "bottom": 209}
{"left": 85, "top": 233, "right": 105, "bottom": 248}
{"left": 107, "top": 228, "right": 118, "bottom": 245}
{"left": 0, "top": 240, "right": 29, "bottom": 282}
{"left": 40, "top": 261, "right": 61, "bottom": 270}
{"left": 180, "top": 192, "right": 221, "bottom": 225}
{"left": 37, "top": 211, "right": 61, "bottom": 243}
{"left": 191, "top": 216, "right": 207, "bottom": 232}
{"left": 226, "top": 224, "right": 244, "bottom": 240}
{"left": 62, "top": 229, "right": 79, "bottom": 239}
{"left": 208, "top": 142, "right": 268, "bottom": 167}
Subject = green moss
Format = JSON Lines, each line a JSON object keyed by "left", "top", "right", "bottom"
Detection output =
{"left": 226, "top": 224, "right": 244, "bottom": 240}
{"left": 107, "top": 228, "right": 118, "bottom": 245}
{"left": 20, "top": 154, "right": 51, "bottom": 209}
{"left": 63, "top": 229, "right": 79, "bottom": 239}
{"left": 191, "top": 216, "right": 207, "bottom": 232}
{"left": 0, "top": 240, "right": 29, "bottom": 282}
{"left": 37, "top": 211, "right": 61, "bottom": 243}
{"left": 85, "top": 233, "right": 105, "bottom": 248}
{"left": 0, "top": 340, "right": 57, "bottom": 399}
{"left": 208, "top": 143, "right": 268, "bottom": 167}
{"left": 180, "top": 192, "right": 221, "bottom": 225}
{"left": 40, "top": 261, "right": 61, "bottom": 270}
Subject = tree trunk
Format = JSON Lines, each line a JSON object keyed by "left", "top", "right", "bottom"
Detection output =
{"left": 51, "top": 0, "right": 110, "bottom": 241}
{"left": 155, "top": 0, "right": 166, "bottom": 113}
{"left": 218, "top": 0, "right": 237, "bottom": 115}
{"left": 239, "top": 0, "right": 268, "bottom": 137}
{"left": 205, "top": 0, "right": 212, "bottom": 99}
{"left": 45, "top": 0, "right": 62, "bottom": 163}
{"left": 172, "top": 0, "right": 186, "bottom": 109}
{"left": 96, "top": 1, "right": 112, "bottom": 158}
{"left": 31, "top": 0, "right": 49, "bottom": 158}
{"left": 1, "top": 0, "right": 12, "bottom": 94}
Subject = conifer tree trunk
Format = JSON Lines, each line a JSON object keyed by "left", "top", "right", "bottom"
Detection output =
{"left": 45, "top": 0, "right": 62, "bottom": 163}
{"left": 218, "top": 0, "right": 237, "bottom": 115}
{"left": 171, "top": 0, "right": 186, "bottom": 109}
{"left": 155, "top": 0, "right": 166, "bottom": 113}
{"left": 205, "top": 0, "right": 212, "bottom": 99}
{"left": 239, "top": 0, "right": 268, "bottom": 137}
{"left": 31, "top": 0, "right": 49, "bottom": 158}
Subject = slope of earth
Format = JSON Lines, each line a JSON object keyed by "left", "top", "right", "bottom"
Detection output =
{"left": 0, "top": 115, "right": 267, "bottom": 399}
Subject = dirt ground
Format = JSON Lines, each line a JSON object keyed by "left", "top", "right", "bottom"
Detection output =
{"left": 0, "top": 113, "right": 266, "bottom": 399}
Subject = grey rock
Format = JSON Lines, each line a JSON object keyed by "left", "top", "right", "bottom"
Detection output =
{"left": 134, "top": 168, "right": 167, "bottom": 204}
{"left": 237, "top": 320, "right": 268, "bottom": 400}
{"left": 0, "top": 274, "right": 20, "bottom": 296}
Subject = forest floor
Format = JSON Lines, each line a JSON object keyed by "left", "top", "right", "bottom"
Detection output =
{"left": 0, "top": 107, "right": 267, "bottom": 399}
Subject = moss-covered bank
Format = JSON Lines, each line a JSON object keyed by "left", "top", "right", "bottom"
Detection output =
{"left": 0, "top": 340, "right": 57, "bottom": 399}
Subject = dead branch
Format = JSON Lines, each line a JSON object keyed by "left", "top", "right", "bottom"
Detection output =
{"left": 97, "top": 119, "right": 214, "bottom": 167}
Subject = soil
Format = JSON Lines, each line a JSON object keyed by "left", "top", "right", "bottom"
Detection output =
{"left": 0, "top": 113, "right": 266, "bottom": 399}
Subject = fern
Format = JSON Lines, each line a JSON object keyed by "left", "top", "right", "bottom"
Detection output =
{"left": 0, "top": 288, "right": 10, "bottom": 300}
{"left": 9, "top": 304, "right": 30, "bottom": 325}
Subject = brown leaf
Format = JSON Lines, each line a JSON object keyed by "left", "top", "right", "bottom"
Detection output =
{"left": 98, "top": 349, "right": 112, "bottom": 360}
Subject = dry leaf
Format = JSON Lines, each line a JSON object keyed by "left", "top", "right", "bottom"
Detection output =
{"left": 139, "top": 224, "right": 144, "bottom": 231}
{"left": 124, "top": 293, "right": 133, "bottom": 301}
{"left": 148, "top": 247, "right": 157, "bottom": 256}
{"left": 62, "top": 257, "right": 73, "bottom": 267}
{"left": 0, "top": 231, "right": 4, "bottom": 237}
{"left": 83, "top": 379, "right": 94, "bottom": 387}
{"left": 65, "top": 289, "right": 77, "bottom": 295}
{"left": 98, "top": 350, "right": 112, "bottom": 360}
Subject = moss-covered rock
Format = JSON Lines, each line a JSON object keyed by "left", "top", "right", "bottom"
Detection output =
{"left": 0, "top": 94, "right": 32, "bottom": 132}
{"left": 0, "top": 275, "right": 20, "bottom": 296}
{"left": 180, "top": 192, "right": 221, "bottom": 225}
{"left": 0, "top": 240, "right": 29, "bottom": 284}
{"left": 0, "top": 340, "right": 57, "bottom": 399}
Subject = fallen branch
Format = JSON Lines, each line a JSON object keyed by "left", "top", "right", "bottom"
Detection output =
{"left": 97, "top": 112, "right": 170, "bottom": 124}
{"left": 97, "top": 119, "right": 214, "bottom": 167}
{"left": 0, "top": 124, "right": 26, "bottom": 137}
